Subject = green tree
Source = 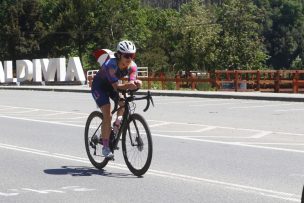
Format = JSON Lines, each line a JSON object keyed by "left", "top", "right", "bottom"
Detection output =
{"left": 0, "top": 1, "right": 9, "bottom": 59}
{"left": 40, "top": 0, "right": 151, "bottom": 70}
{"left": 93, "top": 0, "right": 144, "bottom": 49}
{"left": 173, "top": 0, "right": 221, "bottom": 72}
{"left": 255, "top": 0, "right": 304, "bottom": 69}
{"left": 90, "top": 0, "right": 151, "bottom": 69}
{"left": 135, "top": 7, "right": 178, "bottom": 73}
{"left": 40, "top": 0, "right": 98, "bottom": 63}
{"left": 1, "top": 0, "right": 46, "bottom": 61}
{"left": 215, "top": 0, "right": 267, "bottom": 70}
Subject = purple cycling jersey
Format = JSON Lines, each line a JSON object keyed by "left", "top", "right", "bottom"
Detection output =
{"left": 91, "top": 58, "right": 138, "bottom": 107}
{"left": 97, "top": 58, "right": 137, "bottom": 84}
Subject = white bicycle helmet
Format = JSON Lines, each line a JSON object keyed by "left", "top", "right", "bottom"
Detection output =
{"left": 117, "top": 40, "right": 136, "bottom": 54}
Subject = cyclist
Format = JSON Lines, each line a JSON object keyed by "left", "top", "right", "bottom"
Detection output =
{"left": 91, "top": 40, "right": 142, "bottom": 158}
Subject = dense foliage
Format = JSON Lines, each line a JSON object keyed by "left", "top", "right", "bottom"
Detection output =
{"left": 0, "top": 0, "right": 303, "bottom": 73}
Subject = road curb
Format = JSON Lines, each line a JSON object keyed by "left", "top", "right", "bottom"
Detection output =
{"left": 1, "top": 86, "right": 304, "bottom": 102}
{"left": 0, "top": 86, "right": 90, "bottom": 93}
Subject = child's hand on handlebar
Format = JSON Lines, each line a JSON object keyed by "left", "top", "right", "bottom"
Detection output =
{"left": 134, "top": 80, "right": 142, "bottom": 88}
{"left": 127, "top": 81, "right": 138, "bottom": 90}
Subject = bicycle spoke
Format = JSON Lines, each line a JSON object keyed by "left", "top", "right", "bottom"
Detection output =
{"left": 88, "top": 116, "right": 103, "bottom": 160}
{"left": 125, "top": 131, "right": 149, "bottom": 168}
{"left": 85, "top": 111, "right": 109, "bottom": 169}
{"left": 122, "top": 114, "right": 153, "bottom": 176}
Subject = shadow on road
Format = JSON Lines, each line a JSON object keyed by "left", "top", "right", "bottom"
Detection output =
{"left": 44, "top": 166, "right": 136, "bottom": 178}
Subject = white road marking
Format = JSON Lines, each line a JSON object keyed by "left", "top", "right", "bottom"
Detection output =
{"left": 195, "top": 126, "right": 217, "bottom": 132}
{"left": 21, "top": 188, "right": 65, "bottom": 194}
{"left": 0, "top": 107, "right": 19, "bottom": 111}
{"left": 152, "top": 122, "right": 211, "bottom": 127}
{"left": 250, "top": 131, "right": 272, "bottom": 138}
{"left": 190, "top": 100, "right": 271, "bottom": 107}
{"left": 1, "top": 115, "right": 304, "bottom": 154}
{"left": 60, "top": 186, "right": 96, "bottom": 192}
{"left": 0, "top": 115, "right": 84, "bottom": 128}
{"left": 242, "top": 143, "right": 304, "bottom": 146}
{"left": 224, "top": 186, "right": 299, "bottom": 202}
{"left": 0, "top": 105, "right": 89, "bottom": 115}
{"left": 35, "top": 112, "right": 69, "bottom": 117}
{"left": 0, "top": 192, "right": 19, "bottom": 197}
{"left": 155, "top": 98, "right": 231, "bottom": 105}
{"left": 147, "top": 170, "right": 300, "bottom": 202}
{"left": 4, "top": 109, "right": 40, "bottom": 114}
{"left": 152, "top": 133, "right": 304, "bottom": 154}
{"left": 0, "top": 186, "right": 97, "bottom": 196}
{"left": 184, "top": 136, "right": 253, "bottom": 139}
{"left": 43, "top": 116, "right": 87, "bottom": 120}
{"left": 60, "top": 120, "right": 86, "bottom": 123}
{"left": 275, "top": 108, "right": 304, "bottom": 112}
{"left": 0, "top": 143, "right": 300, "bottom": 202}
{"left": 53, "top": 153, "right": 88, "bottom": 160}
{"left": 144, "top": 122, "right": 171, "bottom": 128}
{"left": 147, "top": 119, "right": 304, "bottom": 137}
{"left": 229, "top": 103, "right": 294, "bottom": 109}
{"left": 272, "top": 131, "right": 304, "bottom": 137}
{"left": 155, "top": 126, "right": 217, "bottom": 134}
{"left": 0, "top": 104, "right": 301, "bottom": 138}
{"left": 151, "top": 130, "right": 205, "bottom": 133}
{"left": 156, "top": 100, "right": 210, "bottom": 105}
{"left": 0, "top": 143, "right": 48, "bottom": 153}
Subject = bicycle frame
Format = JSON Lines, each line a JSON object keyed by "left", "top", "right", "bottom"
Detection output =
{"left": 110, "top": 90, "right": 154, "bottom": 151}
{"left": 111, "top": 102, "right": 130, "bottom": 150}
{"left": 88, "top": 97, "right": 132, "bottom": 149}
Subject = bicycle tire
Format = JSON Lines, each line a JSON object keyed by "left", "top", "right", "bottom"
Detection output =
{"left": 84, "top": 111, "right": 109, "bottom": 169}
{"left": 122, "top": 113, "right": 153, "bottom": 176}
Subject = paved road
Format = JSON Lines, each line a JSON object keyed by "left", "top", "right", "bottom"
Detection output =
{"left": 0, "top": 90, "right": 303, "bottom": 202}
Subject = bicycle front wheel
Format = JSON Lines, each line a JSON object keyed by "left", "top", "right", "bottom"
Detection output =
{"left": 84, "top": 111, "right": 109, "bottom": 169}
{"left": 122, "top": 113, "right": 153, "bottom": 176}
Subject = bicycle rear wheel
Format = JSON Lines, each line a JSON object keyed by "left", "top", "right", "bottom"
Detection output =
{"left": 122, "top": 113, "right": 153, "bottom": 176}
{"left": 84, "top": 111, "right": 109, "bottom": 169}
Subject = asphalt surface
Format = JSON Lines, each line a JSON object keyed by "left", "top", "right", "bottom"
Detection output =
{"left": 0, "top": 89, "right": 304, "bottom": 202}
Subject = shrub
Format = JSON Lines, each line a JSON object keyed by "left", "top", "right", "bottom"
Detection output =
{"left": 196, "top": 83, "right": 215, "bottom": 91}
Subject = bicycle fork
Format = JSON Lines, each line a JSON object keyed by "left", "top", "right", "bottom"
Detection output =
{"left": 128, "top": 119, "right": 144, "bottom": 151}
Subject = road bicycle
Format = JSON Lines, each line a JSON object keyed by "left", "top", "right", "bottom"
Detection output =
{"left": 84, "top": 89, "right": 154, "bottom": 176}
{"left": 301, "top": 186, "right": 304, "bottom": 203}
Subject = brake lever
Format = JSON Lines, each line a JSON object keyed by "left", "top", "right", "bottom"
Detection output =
{"left": 143, "top": 91, "right": 154, "bottom": 112}
{"left": 149, "top": 91, "right": 154, "bottom": 107}
{"left": 143, "top": 98, "right": 150, "bottom": 112}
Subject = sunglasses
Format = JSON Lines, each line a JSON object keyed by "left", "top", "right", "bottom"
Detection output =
{"left": 122, "top": 53, "right": 135, "bottom": 59}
